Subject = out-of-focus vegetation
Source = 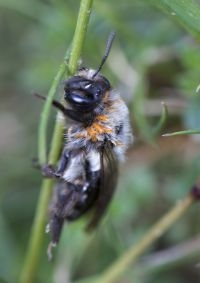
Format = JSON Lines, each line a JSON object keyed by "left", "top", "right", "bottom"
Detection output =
{"left": 1, "top": 0, "right": 200, "bottom": 282}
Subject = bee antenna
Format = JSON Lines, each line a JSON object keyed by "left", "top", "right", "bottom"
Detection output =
{"left": 33, "top": 92, "right": 67, "bottom": 115}
{"left": 92, "top": 31, "right": 116, "bottom": 78}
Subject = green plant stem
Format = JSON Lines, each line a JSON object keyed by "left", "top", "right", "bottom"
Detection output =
{"left": 163, "top": 129, "right": 200, "bottom": 137}
{"left": 38, "top": 62, "right": 67, "bottom": 165}
{"left": 152, "top": 102, "right": 168, "bottom": 136}
{"left": 95, "top": 194, "right": 194, "bottom": 283}
{"left": 19, "top": 1, "right": 94, "bottom": 282}
{"left": 19, "top": 179, "right": 53, "bottom": 283}
{"left": 138, "top": 235, "right": 200, "bottom": 274}
{"left": 68, "top": 0, "right": 93, "bottom": 74}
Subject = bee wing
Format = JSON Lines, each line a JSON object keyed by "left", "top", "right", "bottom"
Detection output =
{"left": 86, "top": 142, "right": 118, "bottom": 231}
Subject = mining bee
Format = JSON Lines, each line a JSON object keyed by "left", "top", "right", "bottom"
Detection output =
{"left": 36, "top": 32, "right": 133, "bottom": 259}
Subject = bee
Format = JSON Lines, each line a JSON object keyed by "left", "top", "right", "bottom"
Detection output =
{"left": 37, "top": 32, "right": 133, "bottom": 259}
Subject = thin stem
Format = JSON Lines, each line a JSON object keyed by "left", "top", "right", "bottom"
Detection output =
{"left": 68, "top": 0, "right": 93, "bottom": 75}
{"left": 38, "top": 62, "right": 67, "bottom": 165}
{"left": 163, "top": 129, "right": 200, "bottom": 137}
{"left": 152, "top": 102, "right": 168, "bottom": 136}
{"left": 19, "top": 179, "right": 54, "bottom": 283}
{"left": 95, "top": 194, "right": 194, "bottom": 283}
{"left": 138, "top": 235, "right": 200, "bottom": 274}
{"left": 19, "top": 1, "right": 94, "bottom": 282}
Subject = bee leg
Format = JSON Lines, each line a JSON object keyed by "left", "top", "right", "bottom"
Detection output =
{"left": 47, "top": 182, "right": 77, "bottom": 258}
{"left": 87, "top": 171, "right": 100, "bottom": 188}
{"left": 63, "top": 186, "right": 88, "bottom": 220}
{"left": 32, "top": 157, "right": 41, "bottom": 169}
{"left": 41, "top": 149, "right": 70, "bottom": 178}
{"left": 46, "top": 215, "right": 64, "bottom": 260}
{"left": 47, "top": 214, "right": 64, "bottom": 260}
{"left": 41, "top": 164, "right": 57, "bottom": 178}
{"left": 85, "top": 150, "right": 101, "bottom": 188}
{"left": 31, "top": 157, "right": 57, "bottom": 178}
{"left": 47, "top": 241, "right": 57, "bottom": 261}
{"left": 85, "top": 154, "right": 101, "bottom": 188}
{"left": 54, "top": 150, "right": 70, "bottom": 177}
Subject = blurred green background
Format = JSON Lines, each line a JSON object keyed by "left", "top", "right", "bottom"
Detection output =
{"left": 1, "top": 0, "right": 200, "bottom": 282}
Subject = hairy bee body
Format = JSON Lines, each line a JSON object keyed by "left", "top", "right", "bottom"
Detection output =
{"left": 39, "top": 33, "right": 133, "bottom": 259}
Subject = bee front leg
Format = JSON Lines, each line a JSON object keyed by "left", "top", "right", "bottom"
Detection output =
{"left": 32, "top": 157, "right": 57, "bottom": 178}
{"left": 40, "top": 149, "right": 70, "bottom": 178}
{"left": 54, "top": 149, "right": 70, "bottom": 177}
{"left": 41, "top": 164, "right": 57, "bottom": 178}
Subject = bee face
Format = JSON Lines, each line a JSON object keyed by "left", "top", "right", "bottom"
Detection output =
{"left": 64, "top": 69, "right": 110, "bottom": 112}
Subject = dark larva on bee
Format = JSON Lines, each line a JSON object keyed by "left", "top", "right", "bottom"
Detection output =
{"left": 37, "top": 32, "right": 133, "bottom": 260}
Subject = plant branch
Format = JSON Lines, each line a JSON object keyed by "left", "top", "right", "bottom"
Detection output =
{"left": 163, "top": 129, "right": 200, "bottom": 137}
{"left": 68, "top": 0, "right": 93, "bottom": 74}
{"left": 138, "top": 235, "right": 200, "bottom": 274}
{"left": 95, "top": 194, "right": 195, "bottom": 283}
{"left": 152, "top": 102, "right": 168, "bottom": 136}
{"left": 38, "top": 63, "right": 67, "bottom": 165}
{"left": 19, "top": 1, "right": 94, "bottom": 282}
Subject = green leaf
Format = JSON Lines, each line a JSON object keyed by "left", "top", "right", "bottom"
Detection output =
{"left": 148, "top": 0, "right": 200, "bottom": 39}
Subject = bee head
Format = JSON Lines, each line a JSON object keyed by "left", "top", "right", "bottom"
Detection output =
{"left": 64, "top": 31, "right": 115, "bottom": 112}
{"left": 64, "top": 69, "right": 110, "bottom": 112}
